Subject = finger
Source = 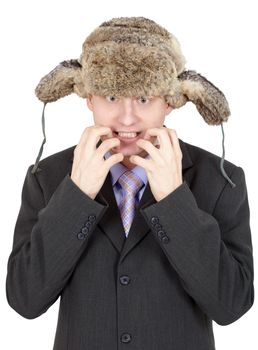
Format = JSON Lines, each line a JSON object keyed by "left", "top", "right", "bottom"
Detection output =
{"left": 130, "top": 154, "right": 151, "bottom": 171}
{"left": 168, "top": 129, "right": 182, "bottom": 160}
{"left": 145, "top": 127, "right": 172, "bottom": 153}
{"left": 97, "top": 138, "right": 121, "bottom": 157}
{"left": 78, "top": 125, "right": 113, "bottom": 152}
{"left": 93, "top": 125, "right": 114, "bottom": 149}
{"left": 103, "top": 152, "right": 124, "bottom": 171}
{"left": 136, "top": 139, "right": 161, "bottom": 163}
{"left": 99, "top": 126, "right": 115, "bottom": 143}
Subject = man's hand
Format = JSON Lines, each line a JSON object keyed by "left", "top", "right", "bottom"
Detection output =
{"left": 130, "top": 127, "right": 183, "bottom": 202}
{"left": 71, "top": 126, "right": 123, "bottom": 199}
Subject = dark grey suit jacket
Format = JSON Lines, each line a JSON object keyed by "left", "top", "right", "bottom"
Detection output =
{"left": 6, "top": 137, "right": 254, "bottom": 350}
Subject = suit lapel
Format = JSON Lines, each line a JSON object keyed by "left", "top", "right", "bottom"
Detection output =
{"left": 95, "top": 173, "right": 126, "bottom": 252}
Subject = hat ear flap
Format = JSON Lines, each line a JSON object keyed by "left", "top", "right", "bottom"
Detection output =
{"left": 167, "top": 70, "right": 230, "bottom": 125}
{"left": 35, "top": 59, "right": 84, "bottom": 103}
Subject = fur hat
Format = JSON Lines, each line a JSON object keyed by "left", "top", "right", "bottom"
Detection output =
{"left": 35, "top": 16, "right": 230, "bottom": 125}
{"left": 32, "top": 17, "right": 235, "bottom": 187}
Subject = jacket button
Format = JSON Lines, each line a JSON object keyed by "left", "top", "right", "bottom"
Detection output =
{"left": 150, "top": 216, "right": 159, "bottom": 225}
{"left": 121, "top": 333, "right": 132, "bottom": 343}
{"left": 157, "top": 230, "right": 165, "bottom": 239}
{"left": 84, "top": 221, "right": 92, "bottom": 229}
{"left": 82, "top": 227, "right": 89, "bottom": 234}
{"left": 154, "top": 223, "right": 162, "bottom": 231}
{"left": 88, "top": 214, "right": 96, "bottom": 222}
{"left": 77, "top": 232, "right": 85, "bottom": 240}
{"left": 161, "top": 235, "right": 170, "bottom": 244}
{"left": 120, "top": 275, "right": 130, "bottom": 285}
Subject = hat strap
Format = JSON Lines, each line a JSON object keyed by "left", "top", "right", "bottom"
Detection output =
{"left": 220, "top": 123, "right": 236, "bottom": 188}
{"left": 31, "top": 102, "right": 47, "bottom": 174}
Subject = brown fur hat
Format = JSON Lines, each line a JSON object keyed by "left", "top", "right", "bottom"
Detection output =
{"left": 35, "top": 17, "right": 230, "bottom": 125}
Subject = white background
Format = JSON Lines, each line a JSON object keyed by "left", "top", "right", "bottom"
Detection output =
{"left": 1, "top": 0, "right": 257, "bottom": 349}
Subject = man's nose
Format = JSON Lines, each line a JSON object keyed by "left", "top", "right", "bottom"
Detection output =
{"left": 116, "top": 97, "right": 141, "bottom": 127}
{"left": 122, "top": 98, "right": 134, "bottom": 113}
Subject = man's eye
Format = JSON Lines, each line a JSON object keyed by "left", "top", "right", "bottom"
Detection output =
{"left": 138, "top": 96, "right": 150, "bottom": 104}
{"left": 106, "top": 96, "right": 117, "bottom": 102}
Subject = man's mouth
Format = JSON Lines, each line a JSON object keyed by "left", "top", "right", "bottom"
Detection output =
{"left": 113, "top": 130, "right": 143, "bottom": 142}
{"left": 114, "top": 131, "right": 141, "bottom": 138}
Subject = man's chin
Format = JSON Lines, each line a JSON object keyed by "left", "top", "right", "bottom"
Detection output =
{"left": 120, "top": 150, "right": 148, "bottom": 159}
{"left": 110, "top": 147, "right": 144, "bottom": 157}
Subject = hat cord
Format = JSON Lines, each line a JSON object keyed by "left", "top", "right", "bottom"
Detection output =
{"left": 31, "top": 102, "right": 47, "bottom": 174}
{"left": 220, "top": 123, "right": 236, "bottom": 188}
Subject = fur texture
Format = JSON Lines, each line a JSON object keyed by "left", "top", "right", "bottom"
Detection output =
{"left": 35, "top": 17, "right": 230, "bottom": 125}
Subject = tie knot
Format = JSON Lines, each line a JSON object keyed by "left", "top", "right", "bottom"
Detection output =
{"left": 118, "top": 171, "right": 144, "bottom": 196}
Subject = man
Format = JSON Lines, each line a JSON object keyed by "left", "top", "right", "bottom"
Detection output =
{"left": 6, "top": 17, "right": 254, "bottom": 350}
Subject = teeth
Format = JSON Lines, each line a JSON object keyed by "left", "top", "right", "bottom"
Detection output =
{"left": 117, "top": 132, "right": 138, "bottom": 138}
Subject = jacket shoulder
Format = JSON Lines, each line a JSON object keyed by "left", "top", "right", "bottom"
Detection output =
{"left": 29, "top": 145, "right": 76, "bottom": 190}
{"left": 183, "top": 139, "right": 238, "bottom": 173}
{"left": 180, "top": 140, "right": 246, "bottom": 213}
{"left": 28, "top": 145, "right": 77, "bottom": 202}
{"left": 33, "top": 145, "right": 76, "bottom": 174}
{"left": 180, "top": 139, "right": 245, "bottom": 195}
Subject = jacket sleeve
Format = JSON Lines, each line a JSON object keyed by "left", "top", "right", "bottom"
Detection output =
{"left": 6, "top": 165, "right": 109, "bottom": 319}
{"left": 140, "top": 166, "right": 254, "bottom": 326}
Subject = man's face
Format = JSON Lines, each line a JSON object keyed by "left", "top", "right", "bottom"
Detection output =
{"left": 86, "top": 95, "right": 173, "bottom": 168}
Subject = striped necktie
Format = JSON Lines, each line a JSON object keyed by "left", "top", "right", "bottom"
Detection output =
{"left": 117, "top": 171, "right": 144, "bottom": 237}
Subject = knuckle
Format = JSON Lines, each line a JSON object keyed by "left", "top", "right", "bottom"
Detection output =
{"left": 103, "top": 137, "right": 119, "bottom": 147}
{"left": 106, "top": 137, "right": 117, "bottom": 143}
{"left": 74, "top": 145, "right": 80, "bottom": 154}
{"left": 85, "top": 126, "right": 91, "bottom": 134}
